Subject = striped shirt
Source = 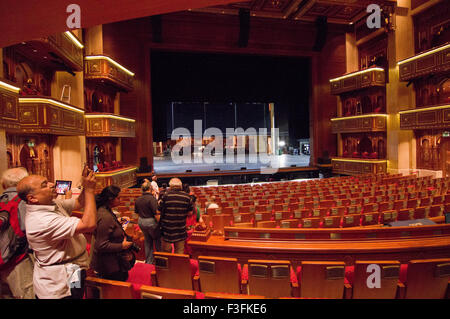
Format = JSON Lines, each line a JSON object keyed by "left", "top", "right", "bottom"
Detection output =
{"left": 158, "top": 190, "right": 193, "bottom": 243}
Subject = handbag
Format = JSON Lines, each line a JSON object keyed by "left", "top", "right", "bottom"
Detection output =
{"left": 110, "top": 208, "right": 137, "bottom": 272}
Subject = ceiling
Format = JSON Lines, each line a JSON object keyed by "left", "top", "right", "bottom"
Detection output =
{"left": 191, "top": 0, "right": 397, "bottom": 25}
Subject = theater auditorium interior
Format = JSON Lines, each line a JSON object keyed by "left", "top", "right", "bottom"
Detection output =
{"left": 0, "top": 0, "right": 450, "bottom": 300}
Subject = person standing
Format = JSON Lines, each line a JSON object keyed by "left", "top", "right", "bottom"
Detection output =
{"left": 135, "top": 181, "right": 160, "bottom": 264}
{"left": 90, "top": 185, "right": 133, "bottom": 281}
{"left": 0, "top": 167, "right": 34, "bottom": 299}
{"left": 158, "top": 178, "right": 193, "bottom": 254}
{"left": 17, "top": 167, "right": 97, "bottom": 299}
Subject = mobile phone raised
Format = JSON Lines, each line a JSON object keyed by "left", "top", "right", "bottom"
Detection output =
{"left": 55, "top": 180, "right": 72, "bottom": 195}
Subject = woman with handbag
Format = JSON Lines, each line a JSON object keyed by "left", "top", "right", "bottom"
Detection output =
{"left": 90, "top": 185, "right": 134, "bottom": 281}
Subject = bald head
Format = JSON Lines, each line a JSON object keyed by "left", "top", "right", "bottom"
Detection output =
{"left": 17, "top": 175, "right": 56, "bottom": 205}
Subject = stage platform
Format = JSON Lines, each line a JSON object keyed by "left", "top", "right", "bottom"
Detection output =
{"left": 137, "top": 154, "right": 321, "bottom": 186}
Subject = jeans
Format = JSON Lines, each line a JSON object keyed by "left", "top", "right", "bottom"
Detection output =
{"left": 138, "top": 217, "right": 161, "bottom": 264}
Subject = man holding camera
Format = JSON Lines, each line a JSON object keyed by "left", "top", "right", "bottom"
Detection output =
{"left": 17, "top": 166, "right": 96, "bottom": 299}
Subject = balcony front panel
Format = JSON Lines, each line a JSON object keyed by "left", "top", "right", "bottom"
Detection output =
{"left": 13, "top": 32, "right": 83, "bottom": 72}
{"left": 84, "top": 57, "right": 134, "bottom": 92}
{"left": 0, "top": 79, "right": 20, "bottom": 131}
{"left": 18, "top": 97, "right": 85, "bottom": 135}
{"left": 400, "top": 105, "right": 450, "bottom": 130}
{"left": 330, "top": 68, "right": 385, "bottom": 95}
{"left": 398, "top": 43, "right": 450, "bottom": 82}
{"left": 95, "top": 167, "right": 137, "bottom": 190}
{"left": 331, "top": 115, "right": 387, "bottom": 134}
{"left": 332, "top": 158, "right": 387, "bottom": 176}
{"left": 85, "top": 114, "right": 136, "bottom": 137}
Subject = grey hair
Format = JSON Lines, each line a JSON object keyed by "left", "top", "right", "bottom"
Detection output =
{"left": 1, "top": 167, "right": 29, "bottom": 189}
{"left": 169, "top": 178, "right": 182, "bottom": 189}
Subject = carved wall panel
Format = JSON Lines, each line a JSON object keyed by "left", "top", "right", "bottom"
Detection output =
{"left": 414, "top": 76, "right": 450, "bottom": 107}
{"left": 341, "top": 132, "right": 386, "bottom": 159}
{"left": 6, "top": 133, "right": 54, "bottom": 181}
{"left": 340, "top": 86, "right": 386, "bottom": 116}
{"left": 2, "top": 47, "right": 53, "bottom": 96}
{"left": 358, "top": 34, "right": 388, "bottom": 75}
{"left": 86, "top": 137, "right": 118, "bottom": 170}
{"left": 416, "top": 129, "right": 443, "bottom": 171}
{"left": 413, "top": 1, "right": 450, "bottom": 54}
{"left": 84, "top": 82, "right": 116, "bottom": 113}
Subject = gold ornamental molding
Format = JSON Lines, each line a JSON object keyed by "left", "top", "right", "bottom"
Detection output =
{"left": 399, "top": 104, "right": 450, "bottom": 130}
{"left": 85, "top": 113, "right": 136, "bottom": 137}
{"left": 398, "top": 43, "right": 450, "bottom": 82}
{"left": 0, "top": 79, "right": 21, "bottom": 131}
{"left": 329, "top": 67, "right": 385, "bottom": 95}
{"left": 84, "top": 55, "right": 135, "bottom": 92}
{"left": 18, "top": 97, "right": 85, "bottom": 135}
{"left": 331, "top": 114, "right": 387, "bottom": 133}
{"left": 331, "top": 157, "right": 387, "bottom": 176}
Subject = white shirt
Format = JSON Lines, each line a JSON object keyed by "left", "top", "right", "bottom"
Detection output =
{"left": 151, "top": 181, "right": 159, "bottom": 196}
{"left": 25, "top": 198, "right": 88, "bottom": 299}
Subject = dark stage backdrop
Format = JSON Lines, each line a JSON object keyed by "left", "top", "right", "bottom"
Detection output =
{"left": 151, "top": 51, "right": 310, "bottom": 144}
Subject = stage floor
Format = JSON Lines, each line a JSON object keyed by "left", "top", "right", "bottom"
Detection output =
{"left": 153, "top": 154, "right": 310, "bottom": 174}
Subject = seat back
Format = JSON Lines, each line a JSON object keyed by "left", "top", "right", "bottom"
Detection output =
{"left": 211, "top": 214, "right": 233, "bottom": 234}
{"left": 85, "top": 277, "right": 134, "bottom": 299}
{"left": 341, "top": 214, "right": 360, "bottom": 228}
{"left": 299, "top": 261, "right": 345, "bottom": 299}
{"left": 204, "top": 292, "right": 265, "bottom": 299}
{"left": 256, "top": 220, "right": 277, "bottom": 228}
{"left": 247, "top": 259, "right": 294, "bottom": 298}
{"left": 233, "top": 212, "right": 254, "bottom": 224}
{"left": 198, "top": 256, "right": 241, "bottom": 294}
{"left": 279, "top": 219, "right": 300, "bottom": 228}
{"left": 321, "top": 216, "right": 341, "bottom": 228}
{"left": 351, "top": 261, "right": 400, "bottom": 299}
{"left": 404, "top": 258, "right": 450, "bottom": 299}
{"left": 361, "top": 212, "right": 379, "bottom": 226}
{"left": 154, "top": 252, "right": 194, "bottom": 290}
{"left": 254, "top": 211, "right": 272, "bottom": 223}
{"left": 300, "top": 217, "right": 321, "bottom": 228}
{"left": 140, "top": 284, "right": 196, "bottom": 299}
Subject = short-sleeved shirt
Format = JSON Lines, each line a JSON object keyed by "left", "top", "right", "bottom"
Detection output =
{"left": 158, "top": 190, "right": 193, "bottom": 243}
{"left": 134, "top": 193, "right": 158, "bottom": 219}
{"left": 25, "top": 198, "right": 88, "bottom": 299}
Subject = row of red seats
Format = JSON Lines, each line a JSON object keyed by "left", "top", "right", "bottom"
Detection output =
{"left": 96, "top": 160, "right": 124, "bottom": 172}
{"left": 85, "top": 253, "right": 450, "bottom": 299}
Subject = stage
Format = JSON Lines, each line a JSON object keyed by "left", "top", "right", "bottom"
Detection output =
{"left": 137, "top": 154, "right": 319, "bottom": 186}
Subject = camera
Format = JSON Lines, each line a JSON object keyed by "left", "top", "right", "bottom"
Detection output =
{"left": 126, "top": 235, "right": 141, "bottom": 253}
{"left": 130, "top": 242, "right": 141, "bottom": 253}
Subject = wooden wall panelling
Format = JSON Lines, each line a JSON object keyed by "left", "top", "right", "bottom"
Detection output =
{"left": 6, "top": 133, "right": 55, "bottom": 181}
{"left": 2, "top": 47, "right": 53, "bottom": 96}
{"left": 413, "top": 1, "right": 450, "bottom": 54}
{"left": 415, "top": 129, "right": 443, "bottom": 170}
